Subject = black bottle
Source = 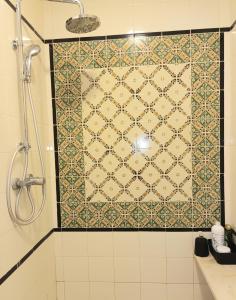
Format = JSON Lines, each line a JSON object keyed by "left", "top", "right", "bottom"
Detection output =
{"left": 194, "top": 235, "right": 209, "bottom": 257}
{"left": 225, "top": 224, "right": 234, "bottom": 249}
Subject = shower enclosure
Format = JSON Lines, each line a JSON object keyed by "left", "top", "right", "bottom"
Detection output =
{"left": 1, "top": 0, "right": 236, "bottom": 300}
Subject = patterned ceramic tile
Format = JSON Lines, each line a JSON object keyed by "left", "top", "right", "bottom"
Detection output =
{"left": 80, "top": 64, "right": 192, "bottom": 206}
{"left": 191, "top": 32, "right": 220, "bottom": 62}
{"left": 52, "top": 31, "right": 223, "bottom": 229}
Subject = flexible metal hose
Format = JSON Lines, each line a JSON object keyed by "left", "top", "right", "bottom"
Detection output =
{"left": 6, "top": 82, "right": 46, "bottom": 225}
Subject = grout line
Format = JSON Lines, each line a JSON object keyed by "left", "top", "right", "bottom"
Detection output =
{"left": 138, "top": 232, "right": 142, "bottom": 299}
{"left": 54, "top": 228, "right": 212, "bottom": 232}
{"left": 164, "top": 232, "right": 168, "bottom": 299}
{"left": 86, "top": 232, "right": 92, "bottom": 300}
{"left": 189, "top": 27, "right": 194, "bottom": 231}
{"left": 111, "top": 232, "right": 117, "bottom": 300}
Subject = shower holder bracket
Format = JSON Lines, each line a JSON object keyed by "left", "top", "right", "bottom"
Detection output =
{"left": 12, "top": 38, "right": 32, "bottom": 50}
{"left": 18, "top": 142, "right": 31, "bottom": 152}
{"left": 12, "top": 40, "right": 18, "bottom": 50}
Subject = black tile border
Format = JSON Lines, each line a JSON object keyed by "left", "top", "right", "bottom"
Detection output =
{"left": 49, "top": 45, "right": 62, "bottom": 228}
{"left": 220, "top": 33, "right": 225, "bottom": 61}
{"left": 4, "top": 0, "right": 15, "bottom": 11}
{"left": 54, "top": 227, "right": 211, "bottom": 232}
{"left": 21, "top": 15, "right": 44, "bottom": 43}
{"left": 0, "top": 229, "right": 54, "bottom": 286}
{"left": 220, "top": 32, "right": 225, "bottom": 226}
{"left": 220, "top": 90, "right": 224, "bottom": 119}
{"left": 230, "top": 20, "right": 236, "bottom": 31}
{"left": 4, "top": 0, "right": 45, "bottom": 43}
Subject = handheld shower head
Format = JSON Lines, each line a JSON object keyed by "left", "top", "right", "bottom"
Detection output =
{"left": 25, "top": 45, "right": 41, "bottom": 58}
{"left": 24, "top": 45, "right": 41, "bottom": 81}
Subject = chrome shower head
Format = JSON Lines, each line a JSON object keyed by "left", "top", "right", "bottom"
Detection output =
{"left": 24, "top": 45, "right": 41, "bottom": 81}
{"left": 66, "top": 15, "right": 100, "bottom": 34}
{"left": 47, "top": 0, "right": 101, "bottom": 34}
{"left": 25, "top": 45, "right": 41, "bottom": 58}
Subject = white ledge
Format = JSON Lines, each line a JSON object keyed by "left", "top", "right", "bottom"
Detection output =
{"left": 195, "top": 255, "right": 236, "bottom": 300}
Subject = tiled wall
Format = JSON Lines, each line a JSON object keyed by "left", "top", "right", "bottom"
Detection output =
{"left": 52, "top": 31, "right": 224, "bottom": 229}
{"left": 54, "top": 231, "right": 214, "bottom": 300}
{"left": 0, "top": 0, "right": 56, "bottom": 297}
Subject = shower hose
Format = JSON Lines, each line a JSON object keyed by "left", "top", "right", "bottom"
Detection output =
{"left": 6, "top": 82, "right": 46, "bottom": 225}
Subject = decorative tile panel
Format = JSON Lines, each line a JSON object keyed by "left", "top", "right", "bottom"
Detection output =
{"left": 52, "top": 31, "right": 224, "bottom": 229}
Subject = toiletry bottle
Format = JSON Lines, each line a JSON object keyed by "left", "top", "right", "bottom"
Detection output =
{"left": 194, "top": 234, "right": 209, "bottom": 257}
{"left": 211, "top": 221, "right": 224, "bottom": 251}
{"left": 225, "top": 224, "right": 233, "bottom": 249}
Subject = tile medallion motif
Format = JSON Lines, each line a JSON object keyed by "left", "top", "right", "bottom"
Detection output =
{"left": 52, "top": 32, "right": 224, "bottom": 229}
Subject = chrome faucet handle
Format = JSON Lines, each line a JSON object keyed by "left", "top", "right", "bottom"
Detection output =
{"left": 12, "top": 175, "right": 45, "bottom": 190}
{"left": 27, "top": 176, "right": 45, "bottom": 186}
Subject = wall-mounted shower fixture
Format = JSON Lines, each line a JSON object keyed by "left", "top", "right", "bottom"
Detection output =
{"left": 47, "top": 0, "right": 101, "bottom": 33}
{"left": 6, "top": 0, "right": 46, "bottom": 226}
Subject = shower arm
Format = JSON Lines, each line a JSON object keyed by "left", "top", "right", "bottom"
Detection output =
{"left": 47, "top": 0, "right": 85, "bottom": 16}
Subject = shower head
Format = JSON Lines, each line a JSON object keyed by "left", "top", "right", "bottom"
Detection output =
{"left": 47, "top": 0, "right": 101, "bottom": 34}
{"left": 66, "top": 15, "right": 100, "bottom": 34}
{"left": 25, "top": 45, "right": 41, "bottom": 59}
{"left": 24, "top": 45, "right": 41, "bottom": 81}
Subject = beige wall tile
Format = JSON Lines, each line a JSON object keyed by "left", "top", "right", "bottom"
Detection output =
{"left": 90, "top": 282, "right": 115, "bottom": 300}
{"left": 56, "top": 257, "right": 64, "bottom": 282}
{"left": 62, "top": 232, "right": 88, "bottom": 257}
{"left": 167, "top": 258, "right": 193, "bottom": 284}
{"left": 167, "top": 284, "right": 193, "bottom": 300}
{"left": 114, "top": 232, "right": 140, "bottom": 257}
{"left": 88, "top": 232, "right": 113, "bottom": 257}
{"left": 54, "top": 233, "right": 63, "bottom": 257}
{"left": 114, "top": 257, "right": 140, "bottom": 282}
{"left": 11, "top": 0, "right": 44, "bottom": 36}
{"left": 141, "top": 283, "right": 167, "bottom": 300}
{"left": 231, "top": 0, "right": 236, "bottom": 22}
{"left": 139, "top": 232, "right": 166, "bottom": 258}
{"left": 57, "top": 282, "right": 65, "bottom": 300}
{"left": 65, "top": 282, "right": 90, "bottom": 300}
{"left": 140, "top": 258, "right": 166, "bottom": 283}
{"left": 166, "top": 232, "right": 194, "bottom": 258}
{"left": 115, "top": 283, "right": 141, "bottom": 300}
{"left": 63, "top": 257, "right": 89, "bottom": 282}
{"left": 89, "top": 257, "right": 114, "bottom": 282}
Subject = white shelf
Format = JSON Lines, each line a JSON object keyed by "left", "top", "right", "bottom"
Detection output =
{"left": 195, "top": 255, "right": 236, "bottom": 300}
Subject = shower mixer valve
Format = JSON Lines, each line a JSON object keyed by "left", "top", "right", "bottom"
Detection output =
{"left": 12, "top": 174, "right": 45, "bottom": 190}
